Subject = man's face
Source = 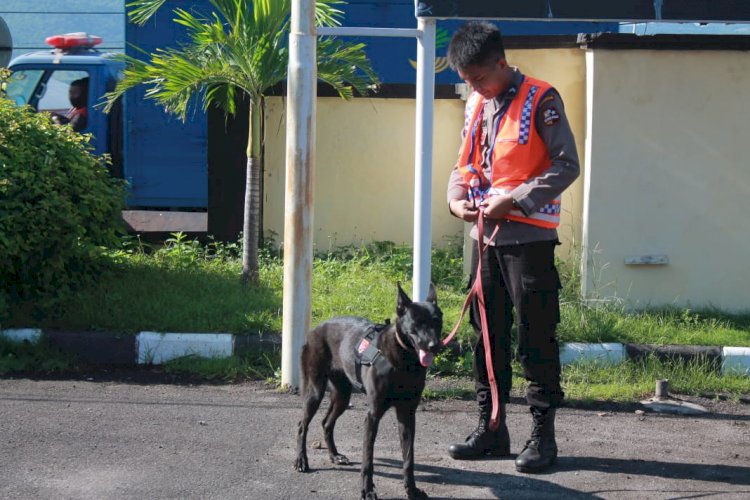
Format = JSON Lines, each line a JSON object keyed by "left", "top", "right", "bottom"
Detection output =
{"left": 69, "top": 84, "right": 86, "bottom": 108}
{"left": 458, "top": 57, "right": 510, "bottom": 99}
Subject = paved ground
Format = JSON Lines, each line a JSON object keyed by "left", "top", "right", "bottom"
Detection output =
{"left": 1, "top": 375, "right": 749, "bottom": 499}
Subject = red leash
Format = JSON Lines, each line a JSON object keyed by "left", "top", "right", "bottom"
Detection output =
{"left": 442, "top": 208, "right": 501, "bottom": 431}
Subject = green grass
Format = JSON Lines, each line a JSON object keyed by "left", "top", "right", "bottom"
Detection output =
{"left": 164, "top": 350, "right": 281, "bottom": 382}
{"left": 0, "top": 337, "right": 76, "bottom": 375}
{"left": 422, "top": 357, "right": 750, "bottom": 403}
{"left": 2, "top": 234, "right": 750, "bottom": 399}
{"left": 6, "top": 234, "right": 747, "bottom": 349}
{"left": 561, "top": 355, "right": 750, "bottom": 403}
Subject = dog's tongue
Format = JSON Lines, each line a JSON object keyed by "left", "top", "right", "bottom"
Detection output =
{"left": 418, "top": 349, "right": 434, "bottom": 368}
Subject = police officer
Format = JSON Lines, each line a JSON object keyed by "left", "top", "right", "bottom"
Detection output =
{"left": 445, "top": 21, "right": 580, "bottom": 473}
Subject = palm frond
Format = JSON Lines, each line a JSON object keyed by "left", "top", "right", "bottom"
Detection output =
{"left": 314, "top": 0, "right": 345, "bottom": 27}
{"left": 317, "top": 38, "right": 380, "bottom": 98}
{"left": 108, "top": 0, "right": 378, "bottom": 118}
{"left": 126, "top": 0, "right": 169, "bottom": 25}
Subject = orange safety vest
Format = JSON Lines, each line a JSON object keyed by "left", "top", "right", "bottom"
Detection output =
{"left": 457, "top": 76, "right": 561, "bottom": 229}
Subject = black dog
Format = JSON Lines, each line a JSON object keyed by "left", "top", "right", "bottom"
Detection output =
{"left": 295, "top": 283, "right": 443, "bottom": 500}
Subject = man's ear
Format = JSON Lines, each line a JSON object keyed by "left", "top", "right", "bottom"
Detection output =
{"left": 425, "top": 282, "right": 438, "bottom": 306}
{"left": 396, "top": 282, "right": 412, "bottom": 316}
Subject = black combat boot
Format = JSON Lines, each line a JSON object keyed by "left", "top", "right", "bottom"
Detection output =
{"left": 447, "top": 402, "right": 510, "bottom": 460}
{"left": 515, "top": 407, "right": 558, "bottom": 473}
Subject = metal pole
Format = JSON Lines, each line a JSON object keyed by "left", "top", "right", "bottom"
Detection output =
{"left": 281, "top": 0, "right": 316, "bottom": 390}
{"left": 413, "top": 17, "right": 436, "bottom": 301}
{"left": 317, "top": 27, "right": 420, "bottom": 38}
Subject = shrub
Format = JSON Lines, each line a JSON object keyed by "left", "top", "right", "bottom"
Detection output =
{"left": 0, "top": 94, "right": 126, "bottom": 314}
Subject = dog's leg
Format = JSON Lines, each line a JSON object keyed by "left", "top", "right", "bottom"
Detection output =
{"left": 295, "top": 346, "right": 327, "bottom": 473}
{"left": 396, "top": 403, "right": 428, "bottom": 500}
{"left": 321, "top": 375, "right": 352, "bottom": 466}
{"left": 361, "top": 406, "right": 385, "bottom": 500}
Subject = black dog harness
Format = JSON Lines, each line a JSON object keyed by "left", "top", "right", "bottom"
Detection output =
{"left": 353, "top": 321, "right": 392, "bottom": 393}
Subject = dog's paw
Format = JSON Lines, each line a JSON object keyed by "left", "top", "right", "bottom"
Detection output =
{"left": 361, "top": 491, "right": 378, "bottom": 500}
{"left": 331, "top": 453, "right": 351, "bottom": 466}
{"left": 407, "top": 487, "right": 428, "bottom": 500}
{"left": 294, "top": 456, "right": 310, "bottom": 473}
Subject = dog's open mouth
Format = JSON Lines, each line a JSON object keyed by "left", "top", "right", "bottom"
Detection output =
{"left": 418, "top": 349, "right": 434, "bottom": 368}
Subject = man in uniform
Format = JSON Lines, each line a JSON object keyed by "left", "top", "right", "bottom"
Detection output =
{"left": 445, "top": 21, "right": 580, "bottom": 473}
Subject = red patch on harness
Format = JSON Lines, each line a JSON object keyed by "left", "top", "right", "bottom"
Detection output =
{"left": 357, "top": 339, "right": 370, "bottom": 354}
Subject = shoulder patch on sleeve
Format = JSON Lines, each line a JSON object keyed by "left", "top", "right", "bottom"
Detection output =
{"left": 543, "top": 106, "right": 561, "bottom": 126}
{"left": 539, "top": 93, "right": 555, "bottom": 106}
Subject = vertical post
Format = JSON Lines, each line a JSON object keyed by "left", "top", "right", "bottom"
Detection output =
{"left": 282, "top": 0, "right": 316, "bottom": 390}
{"left": 413, "top": 17, "right": 436, "bottom": 301}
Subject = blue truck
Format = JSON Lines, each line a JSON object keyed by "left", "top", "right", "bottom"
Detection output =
{"left": 6, "top": 33, "right": 207, "bottom": 213}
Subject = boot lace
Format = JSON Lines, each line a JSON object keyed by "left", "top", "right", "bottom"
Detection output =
{"left": 467, "top": 410, "right": 489, "bottom": 440}
{"left": 524, "top": 410, "right": 545, "bottom": 448}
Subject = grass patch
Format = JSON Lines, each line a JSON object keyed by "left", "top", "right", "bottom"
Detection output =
{"left": 3, "top": 234, "right": 750, "bottom": 397}
{"left": 0, "top": 337, "right": 76, "bottom": 375}
{"left": 5, "top": 234, "right": 748, "bottom": 349}
{"left": 422, "top": 357, "right": 750, "bottom": 403}
{"left": 558, "top": 302, "right": 750, "bottom": 347}
{"left": 163, "top": 349, "right": 281, "bottom": 383}
{"left": 561, "top": 355, "right": 750, "bottom": 403}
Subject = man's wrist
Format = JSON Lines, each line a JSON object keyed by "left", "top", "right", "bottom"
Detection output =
{"left": 448, "top": 199, "right": 459, "bottom": 216}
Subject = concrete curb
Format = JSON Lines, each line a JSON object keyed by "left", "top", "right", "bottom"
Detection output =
{"left": 2, "top": 328, "right": 749, "bottom": 376}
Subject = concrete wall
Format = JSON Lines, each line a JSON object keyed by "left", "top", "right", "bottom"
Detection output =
{"left": 582, "top": 48, "right": 750, "bottom": 311}
{"left": 262, "top": 47, "right": 587, "bottom": 256}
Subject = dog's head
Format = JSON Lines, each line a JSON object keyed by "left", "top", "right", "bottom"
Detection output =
{"left": 395, "top": 282, "right": 443, "bottom": 368}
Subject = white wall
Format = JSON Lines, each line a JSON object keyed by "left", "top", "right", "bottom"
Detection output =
{"left": 583, "top": 49, "right": 750, "bottom": 311}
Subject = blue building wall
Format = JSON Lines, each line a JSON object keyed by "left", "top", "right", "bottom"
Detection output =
{"left": 341, "top": 0, "right": 618, "bottom": 84}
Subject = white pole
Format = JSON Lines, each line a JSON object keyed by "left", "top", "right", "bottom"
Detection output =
{"left": 317, "top": 27, "right": 420, "bottom": 38}
{"left": 282, "top": 0, "right": 316, "bottom": 390}
{"left": 413, "top": 18, "right": 436, "bottom": 301}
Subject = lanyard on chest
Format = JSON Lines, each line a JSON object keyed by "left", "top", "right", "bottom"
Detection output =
{"left": 465, "top": 97, "right": 513, "bottom": 202}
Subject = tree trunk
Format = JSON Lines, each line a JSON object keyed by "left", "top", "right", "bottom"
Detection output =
{"left": 241, "top": 97, "right": 264, "bottom": 284}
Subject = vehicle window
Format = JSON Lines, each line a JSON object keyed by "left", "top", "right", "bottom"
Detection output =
{"left": 35, "top": 70, "right": 91, "bottom": 133}
{"left": 4, "top": 69, "right": 44, "bottom": 107}
{"left": 37, "top": 70, "right": 90, "bottom": 113}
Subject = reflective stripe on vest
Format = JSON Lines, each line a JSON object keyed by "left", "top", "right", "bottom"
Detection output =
{"left": 457, "top": 76, "right": 560, "bottom": 230}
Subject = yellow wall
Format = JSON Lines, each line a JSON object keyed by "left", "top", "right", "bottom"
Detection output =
{"left": 582, "top": 49, "right": 750, "bottom": 311}
{"left": 263, "top": 97, "right": 465, "bottom": 252}
{"left": 263, "top": 47, "right": 587, "bottom": 259}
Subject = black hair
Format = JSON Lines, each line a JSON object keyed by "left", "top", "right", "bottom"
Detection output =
{"left": 71, "top": 77, "right": 89, "bottom": 90}
{"left": 447, "top": 21, "right": 505, "bottom": 71}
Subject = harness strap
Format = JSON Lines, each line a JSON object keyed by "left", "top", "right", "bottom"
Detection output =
{"left": 354, "top": 321, "right": 392, "bottom": 392}
{"left": 442, "top": 209, "right": 502, "bottom": 431}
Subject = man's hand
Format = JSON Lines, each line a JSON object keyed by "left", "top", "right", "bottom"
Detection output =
{"left": 480, "top": 194, "right": 514, "bottom": 220}
{"left": 50, "top": 113, "right": 69, "bottom": 126}
{"left": 449, "top": 199, "right": 479, "bottom": 222}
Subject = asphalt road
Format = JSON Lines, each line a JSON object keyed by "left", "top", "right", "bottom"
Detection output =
{"left": 1, "top": 376, "right": 749, "bottom": 499}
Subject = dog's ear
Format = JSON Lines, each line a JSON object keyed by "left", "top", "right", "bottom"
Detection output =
{"left": 396, "top": 282, "right": 412, "bottom": 315}
{"left": 425, "top": 282, "right": 438, "bottom": 306}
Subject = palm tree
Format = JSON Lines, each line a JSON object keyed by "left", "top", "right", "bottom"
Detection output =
{"left": 106, "top": 0, "right": 378, "bottom": 282}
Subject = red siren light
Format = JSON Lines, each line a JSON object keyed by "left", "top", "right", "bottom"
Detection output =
{"left": 45, "top": 32, "right": 103, "bottom": 50}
